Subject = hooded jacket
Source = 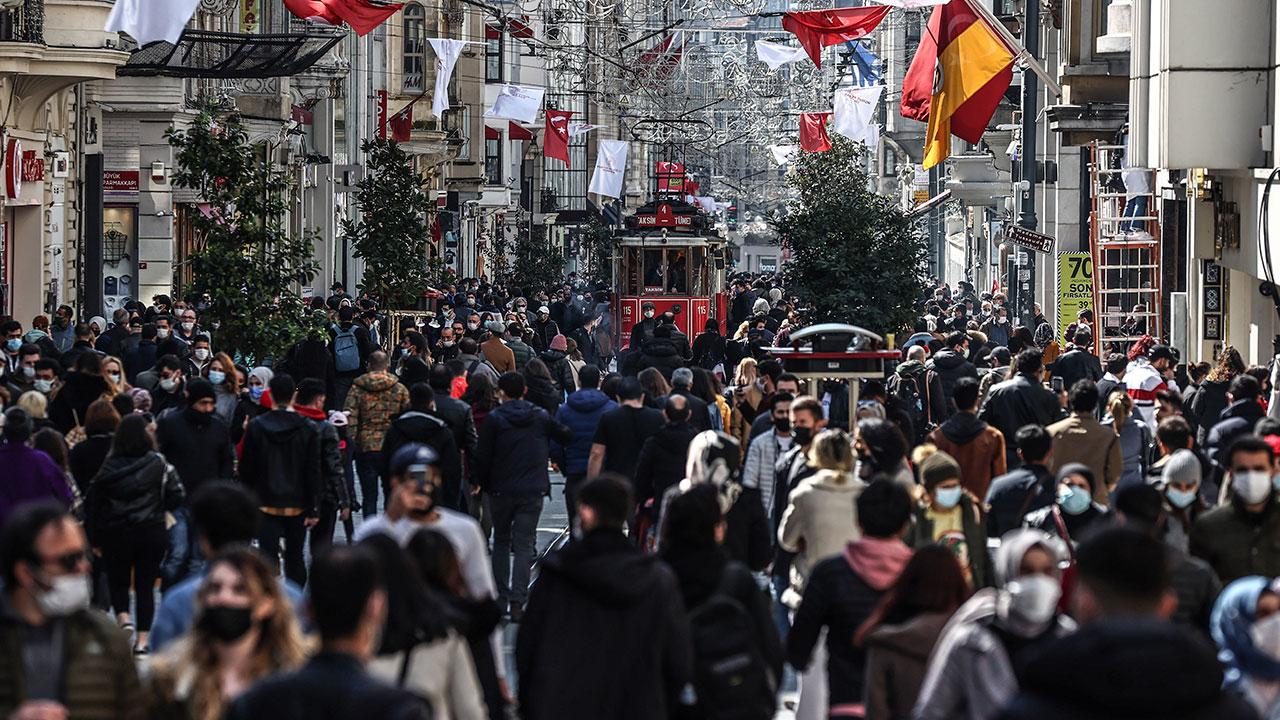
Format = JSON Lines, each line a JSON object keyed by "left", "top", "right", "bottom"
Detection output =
{"left": 552, "top": 389, "right": 616, "bottom": 476}
{"left": 48, "top": 371, "right": 110, "bottom": 434}
{"left": 928, "top": 349, "right": 979, "bottom": 420}
{"left": 928, "top": 412, "right": 1007, "bottom": 500}
{"left": 344, "top": 370, "right": 410, "bottom": 452}
{"left": 636, "top": 337, "right": 686, "bottom": 381}
{"left": 1207, "top": 399, "right": 1266, "bottom": 474}
{"left": 864, "top": 612, "right": 952, "bottom": 720}
{"left": 787, "top": 537, "right": 912, "bottom": 708}
{"left": 154, "top": 407, "right": 234, "bottom": 497}
{"left": 777, "top": 470, "right": 867, "bottom": 608}
{"left": 473, "top": 399, "right": 572, "bottom": 496}
{"left": 539, "top": 349, "right": 576, "bottom": 396}
{"left": 515, "top": 529, "right": 692, "bottom": 720}
{"left": 634, "top": 422, "right": 699, "bottom": 505}
{"left": 378, "top": 409, "right": 462, "bottom": 511}
{"left": 85, "top": 451, "right": 185, "bottom": 538}
{"left": 240, "top": 409, "right": 322, "bottom": 514}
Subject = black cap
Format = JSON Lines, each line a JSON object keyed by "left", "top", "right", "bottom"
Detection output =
{"left": 390, "top": 443, "right": 440, "bottom": 476}
{"left": 331, "top": 281, "right": 345, "bottom": 291}
{"left": 1150, "top": 345, "right": 1175, "bottom": 362}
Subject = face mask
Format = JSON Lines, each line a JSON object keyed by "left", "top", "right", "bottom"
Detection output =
{"left": 1058, "top": 486, "right": 1092, "bottom": 515}
{"left": 442, "top": 340, "right": 455, "bottom": 348}
{"left": 934, "top": 486, "right": 963, "bottom": 509}
{"left": 399, "top": 347, "right": 411, "bottom": 358}
{"left": 467, "top": 322, "right": 479, "bottom": 331}
{"left": 643, "top": 310, "right": 655, "bottom": 319}
{"left": 1252, "top": 613, "right": 1280, "bottom": 661}
{"left": 792, "top": 426, "right": 813, "bottom": 446}
{"left": 198, "top": 604, "right": 255, "bottom": 643}
{"left": 182, "top": 322, "right": 195, "bottom": 333}
{"left": 467, "top": 299, "right": 475, "bottom": 306}
{"left": 4, "top": 338, "right": 19, "bottom": 352}
{"left": 1005, "top": 574, "right": 1061, "bottom": 628}
{"left": 1166, "top": 486, "right": 1197, "bottom": 509}
{"left": 160, "top": 377, "right": 178, "bottom": 392}
{"left": 22, "top": 366, "right": 34, "bottom": 379}
{"left": 1234, "top": 470, "right": 1274, "bottom": 505}
{"left": 194, "top": 348, "right": 210, "bottom": 361}
{"left": 156, "top": 328, "right": 170, "bottom": 340}
{"left": 33, "top": 573, "right": 91, "bottom": 618}
{"left": 249, "top": 386, "right": 265, "bottom": 401}
{"left": 208, "top": 370, "right": 226, "bottom": 385}
{"left": 34, "top": 379, "right": 54, "bottom": 394}
{"left": 773, "top": 417, "right": 791, "bottom": 432}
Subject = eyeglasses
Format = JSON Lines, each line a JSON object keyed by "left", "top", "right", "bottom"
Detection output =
{"left": 43, "top": 550, "right": 89, "bottom": 572}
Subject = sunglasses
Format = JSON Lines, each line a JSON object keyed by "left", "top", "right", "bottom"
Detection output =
{"left": 43, "top": 550, "right": 89, "bottom": 572}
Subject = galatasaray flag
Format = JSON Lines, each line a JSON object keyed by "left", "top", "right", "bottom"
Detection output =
{"left": 782, "top": 6, "right": 891, "bottom": 68}
{"left": 900, "top": 0, "right": 1015, "bottom": 169}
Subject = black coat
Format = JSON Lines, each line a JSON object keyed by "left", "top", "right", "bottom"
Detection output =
{"left": 1052, "top": 347, "right": 1103, "bottom": 390}
{"left": 473, "top": 399, "right": 572, "bottom": 497}
{"left": 1190, "top": 379, "right": 1233, "bottom": 446}
{"left": 48, "top": 372, "right": 109, "bottom": 434}
{"left": 380, "top": 410, "right": 463, "bottom": 512}
{"left": 1206, "top": 399, "right": 1266, "bottom": 480}
{"left": 226, "top": 652, "right": 431, "bottom": 720}
{"left": 298, "top": 409, "right": 350, "bottom": 511}
{"left": 433, "top": 391, "right": 479, "bottom": 455}
{"left": 690, "top": 331, "right": 726, "bottom": 368}
{"left": 1095, "top": 376, "right": 1122, "bottom": 420}
{"left": 516, "top": 530, "right": 692, "bottom": 720}
{"left": 67, "top": 434, "right": 113, "bottom": 495}
{"left": 635, "top": 422, "right": 698, "bottom": 504}
{"left": 984, "top": 463, "right": 1057, "bottom": 539}
{"left": 123, "top": 340, "right": 158, "bottom": 384}
{"left": 670, "top": 389, "right": 712, "bottom": 432}
{"left": 278, "top": 338, "right": 336, "bottom": 398}
{"left": 59, "top": 340, "right": 102, "bottom": 372}
{"left": 635, "top": 338, "right": 686, "bottom": 381}
{"left": 927, "top": 349, "right": 979, "bottom": 420}
{"left": 154, "top": 408, "right": 234, "bottom": 498}
{"left": 85, "top": 452, "right": 185, "bottom": 539}
{"left": 979, "top": 374, "right": 1064, "bottom": 466}
{"left": 240, "top": 409, "right": 322, "bottom": 514}
{"left": 524, "top": 374, "right": 562, "bottom": 416}
{"left": 538, "top": 350, "right": 576, "bottom": 395}
{"left": 730, "top": 291, "right": 757, "bottom": 329}
{"left": 724, "top": 486, "right": 772, "bottom": 572}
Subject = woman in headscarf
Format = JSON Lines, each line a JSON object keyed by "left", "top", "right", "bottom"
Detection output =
{"left": 230, "top": 366, "right": 273, "bottom": 445}
{"left": 657, "top": 430, "right": 770, "bottom": 572}
{"left": 914, "top": 529, "right": 1076, "bottom": 720}
{"left": 1022, "top": 463, "right": 1111, "bottom": 546}
{"left": 1212, "top": 576, "right": 1280, "bottom": 718}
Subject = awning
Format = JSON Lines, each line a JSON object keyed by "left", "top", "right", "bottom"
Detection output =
{"left": 508, "top": 121, "right": 534, "bottom": 141}
{"left": 118, "top": 29, "right": 343, "bottom": 79}
{"left": 908, "top": 188, "right": 952, "bottom": 218}
{"left": 484, "top": 125, "right": 500, "bottom": 140}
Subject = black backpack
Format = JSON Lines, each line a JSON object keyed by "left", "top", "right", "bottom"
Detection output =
{"left": 686, "top": 574, "right": 777, "bottom": 720}
{"left": 887, "top": 367, "right": 936, "bottom": 442}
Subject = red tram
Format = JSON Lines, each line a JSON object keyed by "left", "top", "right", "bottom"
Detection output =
{"left": 613, "top": 199, "right": 729, "bottom": 349}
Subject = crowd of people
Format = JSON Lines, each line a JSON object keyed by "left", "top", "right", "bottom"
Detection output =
{"left": 1, "top": 272, "right": 1280, "bottom": 719}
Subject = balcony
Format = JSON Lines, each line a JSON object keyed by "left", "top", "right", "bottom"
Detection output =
{"left": 118, "top": 29, "right": 343, "bottom": 79}
{"left": 0, "top": 0, "right": 43, "bottom": 43}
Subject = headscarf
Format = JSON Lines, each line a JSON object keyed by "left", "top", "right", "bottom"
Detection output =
{"left": 678, "top": 430, "right": 743, "bottom": 513}
{"left": 128, "top": 387, "right": 152, "bottom": 413}
{"left": 249, "top": 366, "right": 274, "bottom": 388}
{"left": 992, "top": 528, "right": 1066, "bottom": 587}
{"left": 1055, "top": 462, "right": 1098, "bottom": 497}
{"left": 1211, "top": 576, "right": 1280, "bottom": 688}
{"left": 1033, "top": 322, "right": 1055, "bottom": 348}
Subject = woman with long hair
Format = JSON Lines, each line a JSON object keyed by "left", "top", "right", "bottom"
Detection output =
{"left": 32, "top": 427, "right": 72, "bottom": 481}
{"left": 859, "top": 545, "right": 972, "bottom": 720}
{"left": 1191, "top": 346, "right": 1245, "bottom": 444}
{"left": 204, "top": 352, "right": 241, "bottom": 425}
{"left": 146, "top": 548, "right": 306, "bottom": 720}
{"left": 102, "top": 354, "right": 131, "bottom": 397}
{"left": 406, "top": 529, "right": 507, "bottom": 720}
{"left": 361, "top": 533, "right": 487, "bottom": 720}
{"left": 638, "top": 367, "right": 671, "bottom": 410}
{"left": 85, "top": 413, "right": 185, "bottom": 652}
{"left": 690, "top": 367, "right": 728, "bottom": 432}
{"left": 522, "top": 357, "right": 561, "bottom": 415}
{"left": 462, "top": 372, "right": 498, "bottom": 430}
{"left": 855, "top": 417, "right": 914, "bottom": 488}
{"left": 1106, "top": 390, "right": 1151, "bottom": 491}
{"left": 69, "top": 398, "right": 121, "bottom": 494}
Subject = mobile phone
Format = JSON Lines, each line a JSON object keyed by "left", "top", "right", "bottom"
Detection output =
{"left": 1051, "top": 377, "right": 1064, "bottom": 393}
{"left": 408, "top": 464, "right": 431, "bottom": 491}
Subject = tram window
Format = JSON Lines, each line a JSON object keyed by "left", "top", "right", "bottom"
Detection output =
{"left": 667, "top": 249, "right": 688, "bottom": 294}
{"left": 643, "top": 248, "right": 664, "bottom": 291}
{"left": 624, "top": 248, "right": 642, "bottom": 295}
{"left": 690, "top": 247, "right": 708, "bottom": 295}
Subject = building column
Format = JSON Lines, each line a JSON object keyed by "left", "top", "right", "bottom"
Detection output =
{"left": 136, "top": 121, "right": 174, "bottom": 302}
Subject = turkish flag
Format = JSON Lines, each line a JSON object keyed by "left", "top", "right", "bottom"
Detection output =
{"left": 799, "top": 112, "right": 833, "bottom": 153}
{"left": 283, "top": 0, "right": 402, "bottom": 36}
{"left": 782, "top": 5, "right": 891, "bottom": 68}
{"left": 390, "top": 105, "right": 413, "bottom": 142}
{"left": 544, "top": 110, "right": 573, "bottom": 165}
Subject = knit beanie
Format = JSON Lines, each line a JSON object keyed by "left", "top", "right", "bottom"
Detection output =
{"left": 186, "top": 377, "right": 216, "bottom": 405}
{"left": 1162, "top": 449, "right": 1202, "bottom": 488}
{"left": 920, "top": 450, "right": 961, "bottom": 491}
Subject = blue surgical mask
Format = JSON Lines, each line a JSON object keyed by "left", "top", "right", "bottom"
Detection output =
{"left": 1166, "top": 487, "right": 1197, "bottom": 509}
{"left": 1059, "top": 486, "right": 1092, "bottom": 515}
{"left": 249, "top": 386, "right": 265, "bottom": 401}
{"left": 4, "top": 338, "right": 19, "bottom": 352}
{"left": 933, "top": 486, "right": 962, "bottom": 509}
{"left": 208, "top": 370, "right": 227, "bottom": 385}
{"left": 34, "top": 379, "right": 54, "bottom": 394}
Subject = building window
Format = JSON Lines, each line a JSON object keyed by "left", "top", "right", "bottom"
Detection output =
{"left": 485, "top": 133, "right": 502, "bottom": 184}
{"left": 403, "top": 3, "right": 425, "bottom": 93}
{"left": 454, "top": 106, "right": 471, "bottom": 161}
{"left": 485, "top": 25, "right": 502, "bottom": 82}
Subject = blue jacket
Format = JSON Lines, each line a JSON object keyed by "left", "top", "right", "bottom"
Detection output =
{"left": 552, "top": 389, "right": 616, "bottom": 476}
{"left": 475, "top": 399, "right": 573, "bottom": 497}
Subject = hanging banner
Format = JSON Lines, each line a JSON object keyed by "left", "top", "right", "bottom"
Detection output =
{"left": 1057, "top": 252, "right": 1093, "bottom": 343}
{"left": 484, "top": 84, "right": 544, "bottom": 123}
{"left": 589, "top": 139, "right": 629, "bottom": 199}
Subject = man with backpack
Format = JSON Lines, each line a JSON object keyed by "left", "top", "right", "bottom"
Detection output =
{"left": 456, "top": 336, "right": 500, "bottom": 385}
{"left": 927, "top": 332, "right": 978, "bottom": 421}
{"left": 889, "top": 345, "right": 946, "bottom": 445}
{"left": 331, "top": 306, "right": 374, "bottom": 410}
{"left": 344, "top": 351, "right": 410, "bottom": 519}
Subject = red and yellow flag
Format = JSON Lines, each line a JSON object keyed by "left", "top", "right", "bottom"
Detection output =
{"left": 900, "top": 0, "right": 1015, "bottom": 169}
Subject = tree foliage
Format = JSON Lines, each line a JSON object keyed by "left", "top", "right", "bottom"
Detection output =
{"left": 774, "top": 136, "right": 927, "bottom": 335}
{"left": 489, "top": 222, "right": 565, "bottom": 293}
{"left": 343, "top": 138, "right": 433, "bottom": 308}
{"left": 168, "top": 109, "right": 319, "bottom": 364}
{"left": 578, "top": 214, "right": 614, "bottom": 287}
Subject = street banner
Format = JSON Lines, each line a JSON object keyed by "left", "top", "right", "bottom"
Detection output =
{"left": 799, "top": 112, "right": 833, "bottom": 153}
{"left": 428, "top": 39, "right": 468, "bottom": 117}
{"left": 589, "top": 140, "right": 629, "bottom": 198}
{"left": 485, "top": 84, "right": 545, "bottom": 123}
{"left": 782, "top": 6, "right": 892, "bottom": 68}
{"left": 1057, "top": 252, "right": 1093, "bottom": 344}
{"left": 754, "top": 40, "right": 809, "bottom": 70}
{"left": 106, "top": 0, "right": 201, "bottom": 45}
{"left": 832, "top": 85, "right": 883, "bottom": 149}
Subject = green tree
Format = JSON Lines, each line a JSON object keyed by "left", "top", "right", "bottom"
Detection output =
{"left": 168, "top": 109, "right": 319, "bottom": 364}
{"left": 774, "top": 136, "right": 927, "bottom": 334}
{"left": 578, "top": 215, "right": 614, "bottom": 288}
{"left": 509, "top": 225, "right": 566, "bottom": 292}
{"left": 343, "top": 138, "right": 433, "bottom": 308}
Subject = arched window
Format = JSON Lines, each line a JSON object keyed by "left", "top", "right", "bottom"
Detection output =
{"left": 403, "top": 3, "right": 425, "bottom": 92}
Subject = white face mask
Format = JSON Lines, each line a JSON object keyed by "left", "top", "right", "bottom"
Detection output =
{"left": 1234, "top": 470, "right": 1275, "bottom": 505}
{"left": 156, "top": 328, "right": 170, "bottom": 339}
{"left": 643, "top": 310, "right": 655, "bottom": 319}
{"left": 1005, "top": 575, "right": 1061, "bottom": 628}
{"left": 182, "top": 322, "right": 195, "bottom": 333}
{"left": 33, "top": 573, "right": 91, "bottom": 618}
{"left": 1253, "top": 613, "right": 1280, "bottom": 661}
{"left": 22, "top": 366, "right": 34, "bottom": 379}
{"left": 194, "top": 348, "right": 210, "bottom": 361}
{"left": 34, "top": 379, "right": 54, "bottom": 394}
{"left": 108, "top": 372, "right": 122, "bottom": 385}
{"left": 160, "top": 377, "right": 178, "bottom": 392}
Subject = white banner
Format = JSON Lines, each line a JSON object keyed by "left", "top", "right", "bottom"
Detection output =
{"left": 105, "top": 0, "right": 200, "bottom": 45}
{"left": 568, "top": 123, "right": 606, "bottom": 138}
{"left": 589, "top": 139, "right": 629, "bottom": 199}
{"left": 832, "top": 85, "right": 883, "bottom": 149}
{"left": 484, "top": 84, "right": 545, "bottom": 124}
{"left": 428, "top": 39, "right": 469, "bottom": 117}
{"left": 754, "top": 40, "right": 808, "bottom": 70}
{"left": 768, "top": 144, "right": 798, "bottom": 165}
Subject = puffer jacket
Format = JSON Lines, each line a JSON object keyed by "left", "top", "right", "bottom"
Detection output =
{"left": 474, "top": 399, "right": 572, "bottom": 497}
{"left": 538, "top": 349, "right": 577, "bottom": 395}
{"left": 634, "top": 422, "right": 699, "bottom": 504}
{"left": 240, "top": 409, "right": 322, "bottom": 514}
{"left": 927, "top": 349, "right": 978, "bottom": 420}
{"left": 636, "top": 337, "right": 685, "bottom": 381}
{"left": 85, "top": 451, "right": 185, "bottom": 538}
{"left": 552, "top": 389, "right": 617, "bottom": 476}
{"left": 344, "top": 370, "right": 410, "bottom": 451}
{"left": 524, "top": 373, "right": 562, "bottom": 415}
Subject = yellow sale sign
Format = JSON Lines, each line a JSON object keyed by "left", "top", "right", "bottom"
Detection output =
{"left": 1057, "top": 252, "right": 1093, "bottom": 344}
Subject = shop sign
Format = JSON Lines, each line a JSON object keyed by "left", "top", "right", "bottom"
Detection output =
{"left": 20, "top": 151, "right": 42, "bottom": 182}
{"left": 1056, "top": 252, "right": 1093, "bottom": 343}
{"left": 104, "top": 170, "right": 139, "bottom": 196}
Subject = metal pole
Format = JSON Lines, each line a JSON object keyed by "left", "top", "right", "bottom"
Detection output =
{"left": 1017, "top": 0, "right": 1040, "bottom": 328}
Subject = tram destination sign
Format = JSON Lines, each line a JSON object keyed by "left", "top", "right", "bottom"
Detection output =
{"left": 635, "top": 203, "right": 695, "bottom": 230}
{"left": 1004, "top": 223, "right": 1054, "bottom": 253}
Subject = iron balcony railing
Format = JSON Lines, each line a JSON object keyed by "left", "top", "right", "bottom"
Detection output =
{"left": 0, "top": 0, "right": 44, "bottom": 44}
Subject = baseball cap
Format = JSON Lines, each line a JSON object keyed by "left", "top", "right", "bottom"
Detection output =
{"left": 537, "top": 305, "right": 551, "bottom": 315}
{"left": 389, "top": 443, "right": 440, "bottom": 477}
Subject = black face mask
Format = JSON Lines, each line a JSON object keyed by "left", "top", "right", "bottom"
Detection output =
{"left": 774, "top": 416, "right": 791, "bottom": 432}
{"left": 198, "top": 605, "right": 254, "bottom": 642}
{"left": 792, "top": 426, "right": 813, "bottom": 446}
